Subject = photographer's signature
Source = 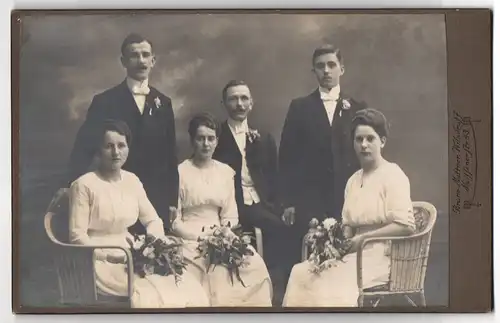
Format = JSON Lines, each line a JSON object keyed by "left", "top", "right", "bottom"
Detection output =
{"left": 451, "top": 110, "right": 482, "bottom": 215}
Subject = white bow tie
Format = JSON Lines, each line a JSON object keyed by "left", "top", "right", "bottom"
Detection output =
{"left": 131, "top": 86, "right": 150, "bottom": 96}
{"left": 320, "top": 93, "right": 339, "bottom": 102}
{"left": 233, "top": 126, "right": 247, "bottom": 134}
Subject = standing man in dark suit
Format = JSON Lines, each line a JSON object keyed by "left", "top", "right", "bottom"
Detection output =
{"left": 278, "top": 44, "right": 366, "bottom": 266}
{"left": 213, "top": 80, "right": 288, "bottom": 304}
{"left": 67, "top": 33, "right": 179, "bottom": 234}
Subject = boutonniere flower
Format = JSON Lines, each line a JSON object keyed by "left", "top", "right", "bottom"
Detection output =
{"left": 246, "top": 129, "right": 261, "bottom": 144}
{"left": 339, "top": 99, "right": 351, "bottom": 117}
{"left": 150, "top": 96, "right": 162, "bottom": 116}
{"left": 154, "top": 97, "right": 162, "bottom": 109}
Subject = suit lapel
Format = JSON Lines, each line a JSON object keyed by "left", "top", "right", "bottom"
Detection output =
{"left": 331, "top": 95, "right": 344, "bottom": 123}
{"left": 144, "top": 89, "right": 162, "bottom": 117}
{"left": 218, "top": 122, "right": 242, "bottom": 167}
{"left": 309, "top": 89, "right": 334, "bottom": 139}
{"left": 220, "top": 121, "right": 261, "bottom": 176}
{"left": 117, "top": 80, "right": 143, "bottom": 117}
{"left": 331, "top": 93, "right": 356, "bottom": 159}
{"left": 246, "top": 136, "right": 264, "bottom": 183}
{"left": 119, "top": 80, "right": 163, "bottom": 118}
{"left": 332, "top": 92, "right": 354, "bottom": 132}
{"left": 223, "top": 122, "right": 241, "bottom": 153}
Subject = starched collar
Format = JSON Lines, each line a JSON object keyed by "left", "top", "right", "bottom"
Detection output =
{"left": 319, "top": 84, "right": 340, "bottom": 101}
{"left": 126, "top": 76, "right": 150, "bottom": 95}
{"left": 227, "top": 118, "right": 249, "bottom": 135}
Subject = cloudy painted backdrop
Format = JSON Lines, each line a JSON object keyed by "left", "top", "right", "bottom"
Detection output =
{"left": 18, "top": 13, "right": 449, "bottom": 306}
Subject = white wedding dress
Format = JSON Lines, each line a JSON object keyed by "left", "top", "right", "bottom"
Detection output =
{"left": 69, "top": 170, "right": 210, "bottom": 308}
{"left": 173, "top": 159, "right": 273, "bottom": 307}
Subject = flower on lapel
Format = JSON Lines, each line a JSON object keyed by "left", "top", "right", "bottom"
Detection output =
{"left": 339, "top": 99, "right": 351, "bottom": 117}
{"left": 154, "top": 97, "right": 162, "bottom": 109}
{"left": 149, "top": 96, "right": 162, "bottom": 116}
{"left": 342, "top": 99, "right": 351, "bottom": 110}
{"left": 246, "top": 129, "right": 261, "bottom": 144}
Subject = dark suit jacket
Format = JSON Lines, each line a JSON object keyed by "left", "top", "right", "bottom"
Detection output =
{"left": 278, "top": 88, "right": 366, "bottom": 225}
{"left": 67, "top": 80, "right": 179, "bottom": 229}
{"left": 213, "top": 121, "right": 281, "bottom": 222}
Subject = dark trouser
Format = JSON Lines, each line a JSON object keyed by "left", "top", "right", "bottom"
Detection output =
{"left": 239, "top": 203, "right": 290, "bottom": 269}
{"left": 240, "top": 202, "right": 291, "bottom": 305}
{"left": 282, "top": 193, "right": 344, "bottom": 278}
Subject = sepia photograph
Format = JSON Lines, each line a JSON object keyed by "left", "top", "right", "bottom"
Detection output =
{"left": 14, "top": 11, "right": 451, "bottom": 311}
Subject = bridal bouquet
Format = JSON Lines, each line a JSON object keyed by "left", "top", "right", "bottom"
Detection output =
{"left": 125, "top": 234, "right": 187, "bottom": 285}
{"left": 195, "top": 223, "right": 254, "bottom": 287}
{"left": 305, "top": 217, "right": 351, "bottom": 275}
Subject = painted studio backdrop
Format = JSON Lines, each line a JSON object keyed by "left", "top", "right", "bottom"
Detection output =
{"left": 18, "top": 13, "right": 449, "bottom": 307}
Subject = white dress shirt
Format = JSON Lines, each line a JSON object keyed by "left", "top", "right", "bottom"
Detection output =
{"left": 227, "top": 118, "right": 261, "bottom": 205}
{"left": 126, "top": 77, "right": 150, "bottom": 115}
{"left": 319, "top": 85, "right": 340, "bottom": 125}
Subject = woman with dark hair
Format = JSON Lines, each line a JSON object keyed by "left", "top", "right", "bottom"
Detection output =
{"left": 170, "top": 112, "right": 273, "bottom": 307}
{"left": 68, "top": 119, "right": 209, "bottom": 308}
{"left": 282, "top": 108, "right": 416, "bottom": 307}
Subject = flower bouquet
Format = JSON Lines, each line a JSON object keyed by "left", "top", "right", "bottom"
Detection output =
{"left": 195, "top": 223, "right": 254, "bottom": 287}
{"left": 125, "top": 234, "right": 187, "bottom": 285}
{"left": 305, "top": 217, "right": 352, "bottom": 274}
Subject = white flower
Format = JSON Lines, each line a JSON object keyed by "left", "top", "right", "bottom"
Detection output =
{"left": 322, "top": 218, "right": 338, "bottom": 230}
{"left": 154, "top": 96, "right": 162, "bottom": 109}
{"left": 241, "top": 235, "right": 252, "bottom": 245}
{"left": 342, "top": 99, "right": 351, "bottom": 110}
{"left": 142, "top": 245, "right": 155, "bottom": 257}
{"left": 131, "top": 235, "right": 146, "bottom": 249}
{"left": 246, "top": 129, "right": 261, "bottom": 143}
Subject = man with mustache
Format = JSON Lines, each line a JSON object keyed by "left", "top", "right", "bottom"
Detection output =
{"left": 213, "top": 80, "right": 289, "bottom": 305}
{"left": 278, "top": 44, "right": 367, "bottom": 269}
{"left": 67, "top": 33, "right": 178, "bottom": 235}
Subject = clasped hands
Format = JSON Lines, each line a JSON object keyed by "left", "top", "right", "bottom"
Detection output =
{"left": 342, "top": 226, "right": 364, "bottom": 254}
{"left": 107, "top": 207, "right": 182, "bottom": 265}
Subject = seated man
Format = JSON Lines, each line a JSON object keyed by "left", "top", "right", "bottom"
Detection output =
{"left": 213, "top": 80, "right": 289, "bottom": 305}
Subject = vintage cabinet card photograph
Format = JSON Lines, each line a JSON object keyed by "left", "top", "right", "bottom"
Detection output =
{"left": 11, "top": 9, "right": 492, "bottom": 314}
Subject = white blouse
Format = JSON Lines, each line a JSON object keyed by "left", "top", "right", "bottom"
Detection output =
{"left": 68, "top": 170, "right": 165, "bottom": 258}
{"left": 173, "top": 159, "right": 239, "bottom": 236}
{"left": 342, "top": 162, "right": 416, "bottom": 231}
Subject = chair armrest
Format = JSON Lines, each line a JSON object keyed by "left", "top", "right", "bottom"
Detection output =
{"left": 301, "top": 232, "right": 310, "bottom": 262}
{"left": 360, "top": 232, "right": 427, "bottom": 247}
{"left": 356, "top": 233, "right": 426, "bottom": 290}
{"left": 254, "top": 227, "right": 264, "bottom": 258}
{"left": 46, "top": 188, "right": 69, "bottom": 213}
{"left": 57, "top": 243, "right": 135, "bottom": 300}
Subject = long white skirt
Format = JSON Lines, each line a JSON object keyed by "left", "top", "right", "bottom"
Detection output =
{"left": 282, "top": 242, "right": 390, "bottom": 307}
{"left": 182, "top": 240, "right": 273, "bottom": 307}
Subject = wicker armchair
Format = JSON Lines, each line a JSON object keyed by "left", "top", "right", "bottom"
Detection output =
{"left": 43, "top": 188, "right": 133, "bottom": 307}
{"left": 300, "top": 201, "right": 437, "bottom": 307}
{"left": 357, "top": 201, "right": 437, "bottom": 307}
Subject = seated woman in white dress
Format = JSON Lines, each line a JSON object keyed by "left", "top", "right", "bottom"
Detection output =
{"left": 282, "top": 108, "right": 416, "bottom": 307}
{"left": 170, "top": 113, "right": 273, "bottom": 307}
{"left": 69, "top": 119, "right": 209, "bottom": 308}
